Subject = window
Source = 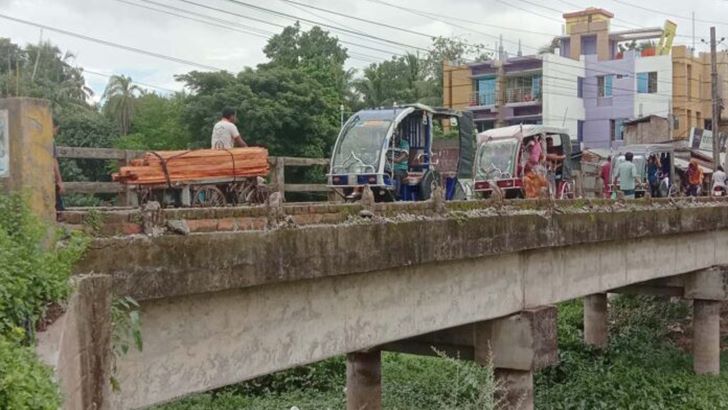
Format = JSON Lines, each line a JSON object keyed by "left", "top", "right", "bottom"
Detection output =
{"left": 637, "top": 72, "right": 657, "bottom": 93}
{"left": 577, "top": 120, "right": 584, "bottom": 143}
{"left": 577, "top": 77, "right": 584, "bottom": 98}
{"left": 475, "top": 77, "right": 496, "bottom": 106}
{"left": 610, "top": 118, "right": 626, "bottom": 141}
{"left": 531, "top": 75, "right": 542, "bottom": 99}
{"left": 598, "top": 75, "right": 613, "bottom": 97}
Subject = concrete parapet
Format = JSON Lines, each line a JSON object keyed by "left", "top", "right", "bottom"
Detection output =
{"left": 36, "top": 274, "right": 113, "bottom": 410}
{"left": 0, "top": 98, "right": 55, "bottom": 223}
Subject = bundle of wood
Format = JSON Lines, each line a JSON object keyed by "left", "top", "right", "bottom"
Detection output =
{"left": 113, "top": 147, "right": 269, "bottom": 185}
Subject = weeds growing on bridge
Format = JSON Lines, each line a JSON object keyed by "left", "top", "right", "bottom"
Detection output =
{"left": 0, "top": 194, "right": 88, "bottom": 409}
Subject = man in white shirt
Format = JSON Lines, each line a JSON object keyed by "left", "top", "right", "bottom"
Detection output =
{"left": 211, "top": 107, "right": 247, "bottom": 149}
{"left": 712, "top": 165, "right": 727, "bottom": 193}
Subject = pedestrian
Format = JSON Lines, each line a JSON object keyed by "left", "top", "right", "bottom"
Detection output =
{"left": 614, "top": 152, "right": 640, "bottom": 199}
{"left": 647, "top": 154, "right": 661, "bottom": 197}
{"left": 686, "top": 159, "right": 703, "bottom": 197}
{"left": 52, "top": 118, "right": 65, "bottom": 219}
{"left": 599, "top": 155, "right": 612, "bottom": 198}
{"left": 211, "top": 107, "right": 247, "bottom": 149}
{"left": 712, "top": 165, "right": 727, "bottom": 195}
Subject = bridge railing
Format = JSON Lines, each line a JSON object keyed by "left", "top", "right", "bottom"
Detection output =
{"left": 56, "top": 146, "right": 330, "bottom": 206}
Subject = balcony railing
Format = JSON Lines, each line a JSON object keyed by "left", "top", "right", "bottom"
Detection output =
{"left": 469, "top": 89, "right": 541, "bottom": 107}
{"left": 469, "top": 91, "right": 496, "bottom": 107}
{"left": 506, "top": 87, "right": 540, "bottom": 104}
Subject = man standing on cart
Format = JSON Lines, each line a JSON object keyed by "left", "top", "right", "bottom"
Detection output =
{"left": 211, "top": 108, "right": 247, "bottom": 149}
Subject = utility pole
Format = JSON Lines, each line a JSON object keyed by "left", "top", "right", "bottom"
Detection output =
{"left": 710, "top": 27, "right": 720, "bottom": 171}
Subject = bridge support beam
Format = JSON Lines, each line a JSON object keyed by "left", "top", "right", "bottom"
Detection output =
{"left": 583, "top": 293, "right": 608, "bottom": 349}
{"left": 346, "top": 350, "right": 381, "bottom": 410}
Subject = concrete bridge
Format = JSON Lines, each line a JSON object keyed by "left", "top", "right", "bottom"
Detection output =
{"left": 2, "top": 99, "right": 728, "bottom": 409}
{"left": 56, "top": 198, "right": 728, "bottom": 409}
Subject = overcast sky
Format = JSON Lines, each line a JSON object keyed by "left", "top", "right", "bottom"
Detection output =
{"left": 0, "top": 0, "right": 726, "bottom": 102}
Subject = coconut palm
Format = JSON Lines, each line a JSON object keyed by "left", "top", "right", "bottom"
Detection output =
{"left": 102, "top": 75, "right": 142, "bottom": 135}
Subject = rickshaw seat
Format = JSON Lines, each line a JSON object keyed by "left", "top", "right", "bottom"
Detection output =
{"left": 404, "top": 171, "right": 424, "bottom": 185}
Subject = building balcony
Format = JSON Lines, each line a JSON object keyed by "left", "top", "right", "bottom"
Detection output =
{"left": 469, "top": 92, "right": 496, "bottom": 107}
{"left": 506, "top": 87, "right": 541, "bottom": 104}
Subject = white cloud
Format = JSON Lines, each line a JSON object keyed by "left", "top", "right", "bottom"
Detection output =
{"left": 0, "top": 0, "right": 726, "bottom": 97}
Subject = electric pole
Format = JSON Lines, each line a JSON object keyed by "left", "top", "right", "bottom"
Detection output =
{"left": 710, "top": 26, "right": 720, "bottom": 171}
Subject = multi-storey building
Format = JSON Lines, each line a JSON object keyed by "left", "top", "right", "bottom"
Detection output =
{"left": 443, "top": 7, "right": 675, "bottom": 149}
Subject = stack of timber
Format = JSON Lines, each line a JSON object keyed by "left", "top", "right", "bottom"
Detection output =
{"left": 113, "top": 147, "right": 269, "bottom": 185}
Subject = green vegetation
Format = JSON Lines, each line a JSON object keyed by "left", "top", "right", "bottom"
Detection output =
{"left": 156, "top": 351, "right": 498, "bottom": 410}
{"left": 0, "top": 194, "right": 88, "bottom": 409}
{"left": 536, "top": 296, "right": 728, "bottom": 409}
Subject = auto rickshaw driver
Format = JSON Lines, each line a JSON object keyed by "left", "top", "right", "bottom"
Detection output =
{"left": 389, "top": 131, "right": 410, "bottom": 197}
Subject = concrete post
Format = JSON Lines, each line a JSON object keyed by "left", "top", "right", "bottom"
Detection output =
{"left": 346, "top": 350, "right": 381, "bottom": 410}
{"left": 693, "top": 299, "right": 721, "bottom": 375}
{"left": 583, "top": 293, "right": 608, "bottom": 349}
{"left": 494, "top": 369, "right": 534, "bottom": 410}
{"left": 0, "top": 98, "right": 55, "bottom": 223}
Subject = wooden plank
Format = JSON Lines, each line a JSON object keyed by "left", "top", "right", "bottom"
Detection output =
{"left": 280, "top": 157, "right": 329, "bottom": 166}
{"left": 56, "top": 146, "right": 142, "bottom": 160}
{"left": 275, "top": 157, "right": 285, "bottom": 195}
{"left": 285, "top": 184, "right": 329, "bottom": 192}
{"left": 65, "top": 181, "right": 126, "bottom": 194}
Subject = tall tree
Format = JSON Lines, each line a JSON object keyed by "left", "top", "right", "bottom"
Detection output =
{"left": 102, "top": 75, "right": 143, "bottom": 135}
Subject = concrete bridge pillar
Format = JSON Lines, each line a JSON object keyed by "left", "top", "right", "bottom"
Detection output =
{"left": 684, "top": 268, "right": 726, "bottom": 375}
{"left": 693, "top": 300, "right": 721, "bottom": 375}
{"left": 346, "top": 350, "right": 381, "bottom": 410}
{"left": 494, "top": 369, "right": 533, "bottom": 410}
{"left": 583, "top": 293, "right": 608, "bottom": 349}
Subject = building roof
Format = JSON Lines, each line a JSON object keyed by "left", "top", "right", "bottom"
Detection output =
{"left": 556, "top": 26, "right": 664, "bottom": 41}
{"left": 623, "top": 115, "right": 668, "bottom": 126}
{"left": 562, "top": 8, "right": 614, "bottom": 19}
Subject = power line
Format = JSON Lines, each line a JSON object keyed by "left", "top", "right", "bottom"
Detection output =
{"left": 274, "top": 0, "right": 432, "bottom": 40}
{"left": 0, "top": 13, "right": 227, "bottom": 71}
{"left": 83, "top": 69, "right": 180, "bottom": 93}
{"left": 171, "top": 0, "right": 405, "bottom": 57}
{"left": 217, "top": 0, "right": 430, "bottom": 52}
{"left": 610, "top": 0, "right": 728, "bottom": 27}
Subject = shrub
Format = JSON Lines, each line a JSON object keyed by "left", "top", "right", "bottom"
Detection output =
{"left": 0, "top": 193, "right": 88, "bottom": 409}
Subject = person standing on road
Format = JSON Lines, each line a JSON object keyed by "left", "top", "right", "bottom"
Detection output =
{"left": 686, "top": 159, "right": 704, "bottom": 197}
{"left": 599, "top": 155, "right": 612, "bottom": 198}
{"left": 614, "top": 152, "right": 640, "bottom": 199}
{"left": 211, "top": 108, "right": 247, "bottom": 149}
{"left": 712, "top": 165, "right": 727, "bottom": 195}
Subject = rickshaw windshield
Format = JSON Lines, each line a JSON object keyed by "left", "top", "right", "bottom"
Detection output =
{"left": 332, "top": 118, "right": 392, "bottom": 174}
{"left": 476, "top": 138, "right": 518, "bottom": 180}
{"left": 614, "top": 155, "right": 647, "bottom": 180}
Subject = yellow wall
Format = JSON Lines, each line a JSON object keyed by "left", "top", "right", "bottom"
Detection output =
{"left": 442, "top": 62, "right": 472, "bottom": 110}
{"left": 0, "top": 98, "right": 55, "bottom": 223}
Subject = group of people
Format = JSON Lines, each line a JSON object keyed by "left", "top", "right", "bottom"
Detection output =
{"left": 522, "top": 135, "right": 566, "bottom": 199}
{"left": 599, "top": 151, "right": 727, "bottom": 198}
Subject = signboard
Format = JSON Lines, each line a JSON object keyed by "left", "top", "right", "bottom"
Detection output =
{"left": 0, "top": 110, "right": 8, "bottom": 177}
{"left": 657, "top": 20, "right": 677, "bottom": 56}
{"left": 689, "top": 127, "right": 727, "bottom": 153}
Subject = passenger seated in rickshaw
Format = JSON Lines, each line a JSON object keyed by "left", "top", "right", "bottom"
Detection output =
{"left": 545, "top": 137, "right": 566, "bottom": 174}
{"left": 523, "top": 163, "right": 548, "bottom": 199}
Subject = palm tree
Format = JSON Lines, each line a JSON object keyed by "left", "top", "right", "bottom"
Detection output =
{"left": 103, "top": 75, "right": 142, "bottom": 135}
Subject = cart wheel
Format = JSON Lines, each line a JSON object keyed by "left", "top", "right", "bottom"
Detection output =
{"left": 191, "top": 186, "right": 227, "bottom": 207}
{"left": 234, "top": 180, "right": 270, "bottom": 205}
{"left": 559, "top": 181, "right": 574, "bottom": 199}
{"left": 136, "top": 187, "right": 152, "bottom": 207}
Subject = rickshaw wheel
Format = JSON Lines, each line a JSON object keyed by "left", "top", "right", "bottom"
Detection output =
{"left": 419, "top": 170, "right": 440, "bottom": 200}
{"left": 191, "top": 185, "right": 227, "bottom": 207}
{"left": 558, "top": 181, "right": 575, "bottom": 199}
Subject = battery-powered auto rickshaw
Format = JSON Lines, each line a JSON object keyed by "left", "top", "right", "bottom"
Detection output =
{"left": 327, "top": 103, "right": 475, "bottom": 202}
{"left": 610, "top": 144, "right": 676, "bottom": 198}
{"left": 472, "top": 125, "right": 575, "bottom": 199}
